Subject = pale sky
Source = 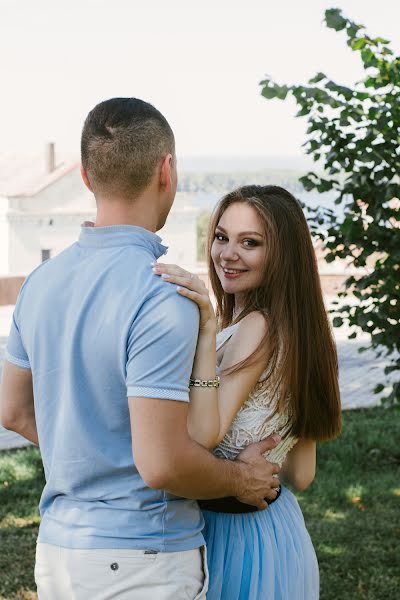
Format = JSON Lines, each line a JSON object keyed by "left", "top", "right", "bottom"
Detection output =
{"left": 1, "top": 0, "right": 399, "bottom": 159}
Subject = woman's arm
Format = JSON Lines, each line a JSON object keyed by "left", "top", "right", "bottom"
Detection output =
{"left": 280, "top": 438, "right": 316, "bottom": 491}
{"left": 153, "top": 263, "right": 270, "bottom": 449}
{"left": 186, "top": 320, "right": 220, "bottom": 448}
{"left": 153, "top": 262, "right": 220, "bottom": 447}
{"left": 214, "top": 311, "right": 269, "bottom": 445}
{"left": 188, "top": 310, "right": 269, "bottom": 448}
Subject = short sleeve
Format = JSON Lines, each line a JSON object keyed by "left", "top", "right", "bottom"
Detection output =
{"left": 126, "top": 288, "right": 199, "bottom": 402}
{"left": 6, "top": 310, "right": 31, "bottom": 370}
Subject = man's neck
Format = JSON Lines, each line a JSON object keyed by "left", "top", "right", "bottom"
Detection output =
{"left": 94, "top": 193, "right": 160, "bottom": 232}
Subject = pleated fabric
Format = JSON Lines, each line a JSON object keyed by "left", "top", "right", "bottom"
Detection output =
{"left": 202, "top": 486, "right": 319, "bottom": 600}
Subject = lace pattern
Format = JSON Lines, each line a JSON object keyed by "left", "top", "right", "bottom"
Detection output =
{"left": 213, "top": 324, "right": 298, "bottom": 466}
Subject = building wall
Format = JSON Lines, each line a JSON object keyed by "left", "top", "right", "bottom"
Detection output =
{"left": 5, "top": 167, "right": 199, "bottom": 276}
{"left": 10, "top": 167, "right": 95, "bottom": 214}
{"left": 7, "top": 212, "right": 96, "bottom": 274}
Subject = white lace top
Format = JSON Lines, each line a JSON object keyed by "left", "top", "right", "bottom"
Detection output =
{"left": 213, "top": 323, "right": 298, "bottom": 466}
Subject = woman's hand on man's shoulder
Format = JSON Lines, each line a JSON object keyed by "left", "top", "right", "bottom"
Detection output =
{"left": 151, "top": 261, "right": 216, "bottom": 333}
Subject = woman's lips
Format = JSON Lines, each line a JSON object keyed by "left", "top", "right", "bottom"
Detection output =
{"left": 221, "top": 267, "right": 247, "bottom": 279}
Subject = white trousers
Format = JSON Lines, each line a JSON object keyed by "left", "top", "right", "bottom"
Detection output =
{"left": 35, "top": 543, "right": 208, "bottom": 600}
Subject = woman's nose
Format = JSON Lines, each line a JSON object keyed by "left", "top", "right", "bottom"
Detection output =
{"left": 220, "top": 244, "right": 239, "bottom": 261}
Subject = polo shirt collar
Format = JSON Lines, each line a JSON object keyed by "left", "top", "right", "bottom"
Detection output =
{"left": 78, "top": 224, "right": 168, "bottom": 259}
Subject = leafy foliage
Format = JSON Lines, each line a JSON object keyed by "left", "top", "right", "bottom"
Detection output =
{"left": 260, "top": 8, "right": 400, "bottom": 405}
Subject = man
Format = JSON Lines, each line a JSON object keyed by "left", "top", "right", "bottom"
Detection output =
{"left": 0, "top": 98, "right": 280, "bottom": 599}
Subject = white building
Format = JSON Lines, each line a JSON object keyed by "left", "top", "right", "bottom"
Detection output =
{"left": 0, "top": 146, "right": 199, "bottom": 277}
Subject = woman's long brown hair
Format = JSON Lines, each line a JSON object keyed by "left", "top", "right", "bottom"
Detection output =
{"left": 207, "top": 185, "right": 341, "bottom": 441}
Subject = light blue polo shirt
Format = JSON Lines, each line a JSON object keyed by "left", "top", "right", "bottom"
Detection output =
{"left": 6, "top": 224, "right": 204, "bottom": 551}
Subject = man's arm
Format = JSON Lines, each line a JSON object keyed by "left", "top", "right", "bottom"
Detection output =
{"left": 129, "top": 396, "right": 280, "bottom": 509}
{"left": 0, "top": 361, "right": 38, "bottom": 445}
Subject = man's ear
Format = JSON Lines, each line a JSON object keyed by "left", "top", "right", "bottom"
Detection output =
{"left": 159, "top": 154, "right": 173, "bottom": 192}
{"left": 81, "top": 165, "right": 93, "bottom": 192}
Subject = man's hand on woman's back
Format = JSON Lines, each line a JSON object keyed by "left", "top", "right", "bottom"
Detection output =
{"left": 235, "top": 434, "right": 281, "bottom": 510}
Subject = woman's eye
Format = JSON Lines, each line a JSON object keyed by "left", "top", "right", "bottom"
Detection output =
{"left": 215, "top": 233, "right": 227, "bottom": 242}
{"left": 243, "top": 239, "right": 258, "bottom": 247}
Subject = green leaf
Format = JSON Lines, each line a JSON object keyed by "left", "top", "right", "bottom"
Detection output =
{"left": 374, "top": 383, "right": 385, "bottom": 394}
{"left": 361, "top": 48, "right": 377, "bottom": 66}
{"left": 358, "top": 346, "right": 369, "bottom": 353}
{"left": 325, "top": 8, "right": 347, "bottom": 32}
{"left": 261, "top": 86, "right": 279, "bottom": 99}
{"left": 351, "top": 38, "right": 367, "bottom": 51}
{"left": 309, "top": 72, "right": 326, "bottom": 84}
{"left": 296, "top": 105, "right": 311, "bottom": 117}
{"left": 276, "top": 85, "right": 289, "bottom": 100}
{"left": 333, "top": 317, "right": 344, "bottom": 327}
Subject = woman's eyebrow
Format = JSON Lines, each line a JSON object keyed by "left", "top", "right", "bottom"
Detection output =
{"left": 216, "top": 226, "right": 264, "bottom": 237}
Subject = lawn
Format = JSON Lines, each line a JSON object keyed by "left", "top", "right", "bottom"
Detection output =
{"left": 0, "top": 407, "right": 399, "bottom": 600}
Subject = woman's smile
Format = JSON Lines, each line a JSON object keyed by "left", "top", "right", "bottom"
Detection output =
{"left": 211, "top": 202, "right": 266, "bottom": 295}
{"left": 221, "top": 266, "right": 248, "bottom": 278}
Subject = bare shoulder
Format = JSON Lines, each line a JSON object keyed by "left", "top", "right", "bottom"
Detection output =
{"left": 222, "top": 311, "right": 268, "bottom": 367}
{"left": 234, "top": 311, "right": 268, "bottom": 343}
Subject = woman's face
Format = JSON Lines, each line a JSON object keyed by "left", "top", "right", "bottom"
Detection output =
{"left": 211, "top": 202, "right": 266, "bottom": 300}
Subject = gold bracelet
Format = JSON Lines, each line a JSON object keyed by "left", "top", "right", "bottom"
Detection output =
{"left": 189, "top": 376, "right": 220, "bottom": 388}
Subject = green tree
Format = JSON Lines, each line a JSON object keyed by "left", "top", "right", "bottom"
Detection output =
{"left": 197, "top": 210, "right": 211, "bottom": 262}
{"left": 260, "top": 8, "right": 400, "bottom": 405}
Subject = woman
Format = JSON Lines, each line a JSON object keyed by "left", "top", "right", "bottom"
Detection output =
{"left": 153, "top": 185, "right": 341, "bottom": 600}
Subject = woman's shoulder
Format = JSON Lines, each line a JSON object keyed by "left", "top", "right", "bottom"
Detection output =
{"left": 235, "top": 311, "right": 268, "bottom": 336}
{"left": 226, "top": 311, "right": 268, "bottom": 357}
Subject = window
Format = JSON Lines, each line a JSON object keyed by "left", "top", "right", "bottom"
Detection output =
{"left": 41, "top": 249, "right": 51, "bottom": 262}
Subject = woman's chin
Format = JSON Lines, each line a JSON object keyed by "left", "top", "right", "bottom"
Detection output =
{"left": 221, "top": 281, "right": 242, "bottom": 295}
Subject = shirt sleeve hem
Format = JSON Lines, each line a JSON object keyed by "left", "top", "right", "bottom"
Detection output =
{"left": 127, "top": 386, "right": 189, "bottom": 402}
{"left": 5, "top": 351, "right": 31, "bottom": 370}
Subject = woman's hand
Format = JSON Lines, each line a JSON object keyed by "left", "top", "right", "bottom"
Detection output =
{"left": 153, "top": 262, "right": 216, "bottom": 332}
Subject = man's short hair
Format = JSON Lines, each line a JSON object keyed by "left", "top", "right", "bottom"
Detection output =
{"left": 81, "top": 98, "right": 175, "bottom": 198}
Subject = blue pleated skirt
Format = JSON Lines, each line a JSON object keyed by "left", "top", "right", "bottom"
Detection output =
{"left": 202, "top": 486, "right": 319, "bottom": 600}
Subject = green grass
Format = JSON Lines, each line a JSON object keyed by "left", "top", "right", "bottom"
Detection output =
{"left": 0, "top": 407, "right": 399, "bottom": 600}
{"left": 0, "top": 447, "right": 43, "bottom": 600}
{"left": 298, "top": 407, "right": 400, "bottom": 600}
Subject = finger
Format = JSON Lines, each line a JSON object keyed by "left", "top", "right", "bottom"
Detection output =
{"left": 152, "top": 262, "right": 178, "bottom": 270}
{"left": 254, "top": 434, "right": 281, "bottom": 454}
{"left": 236, "top": 496, "right": 268, "bottom": 510}
{"left": 161, "top": 274, "right": 204, "bottom": 294}
{"left": 264, "top": 492, "right": 276, "bottom": 503}
{"left": 153, "top": 263, "right": 191, "bottom": 278}
{"left": 264, "top": 483, "right": 280, "bottom": 501}
{"left": 176, "top": 287, "right": 207, "bottom": 305}
{"left": 272, "top": 476, "right": 281, "bottom": 488}
{"left": 270, "top": 463, "right": 281, "bottom": 476}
